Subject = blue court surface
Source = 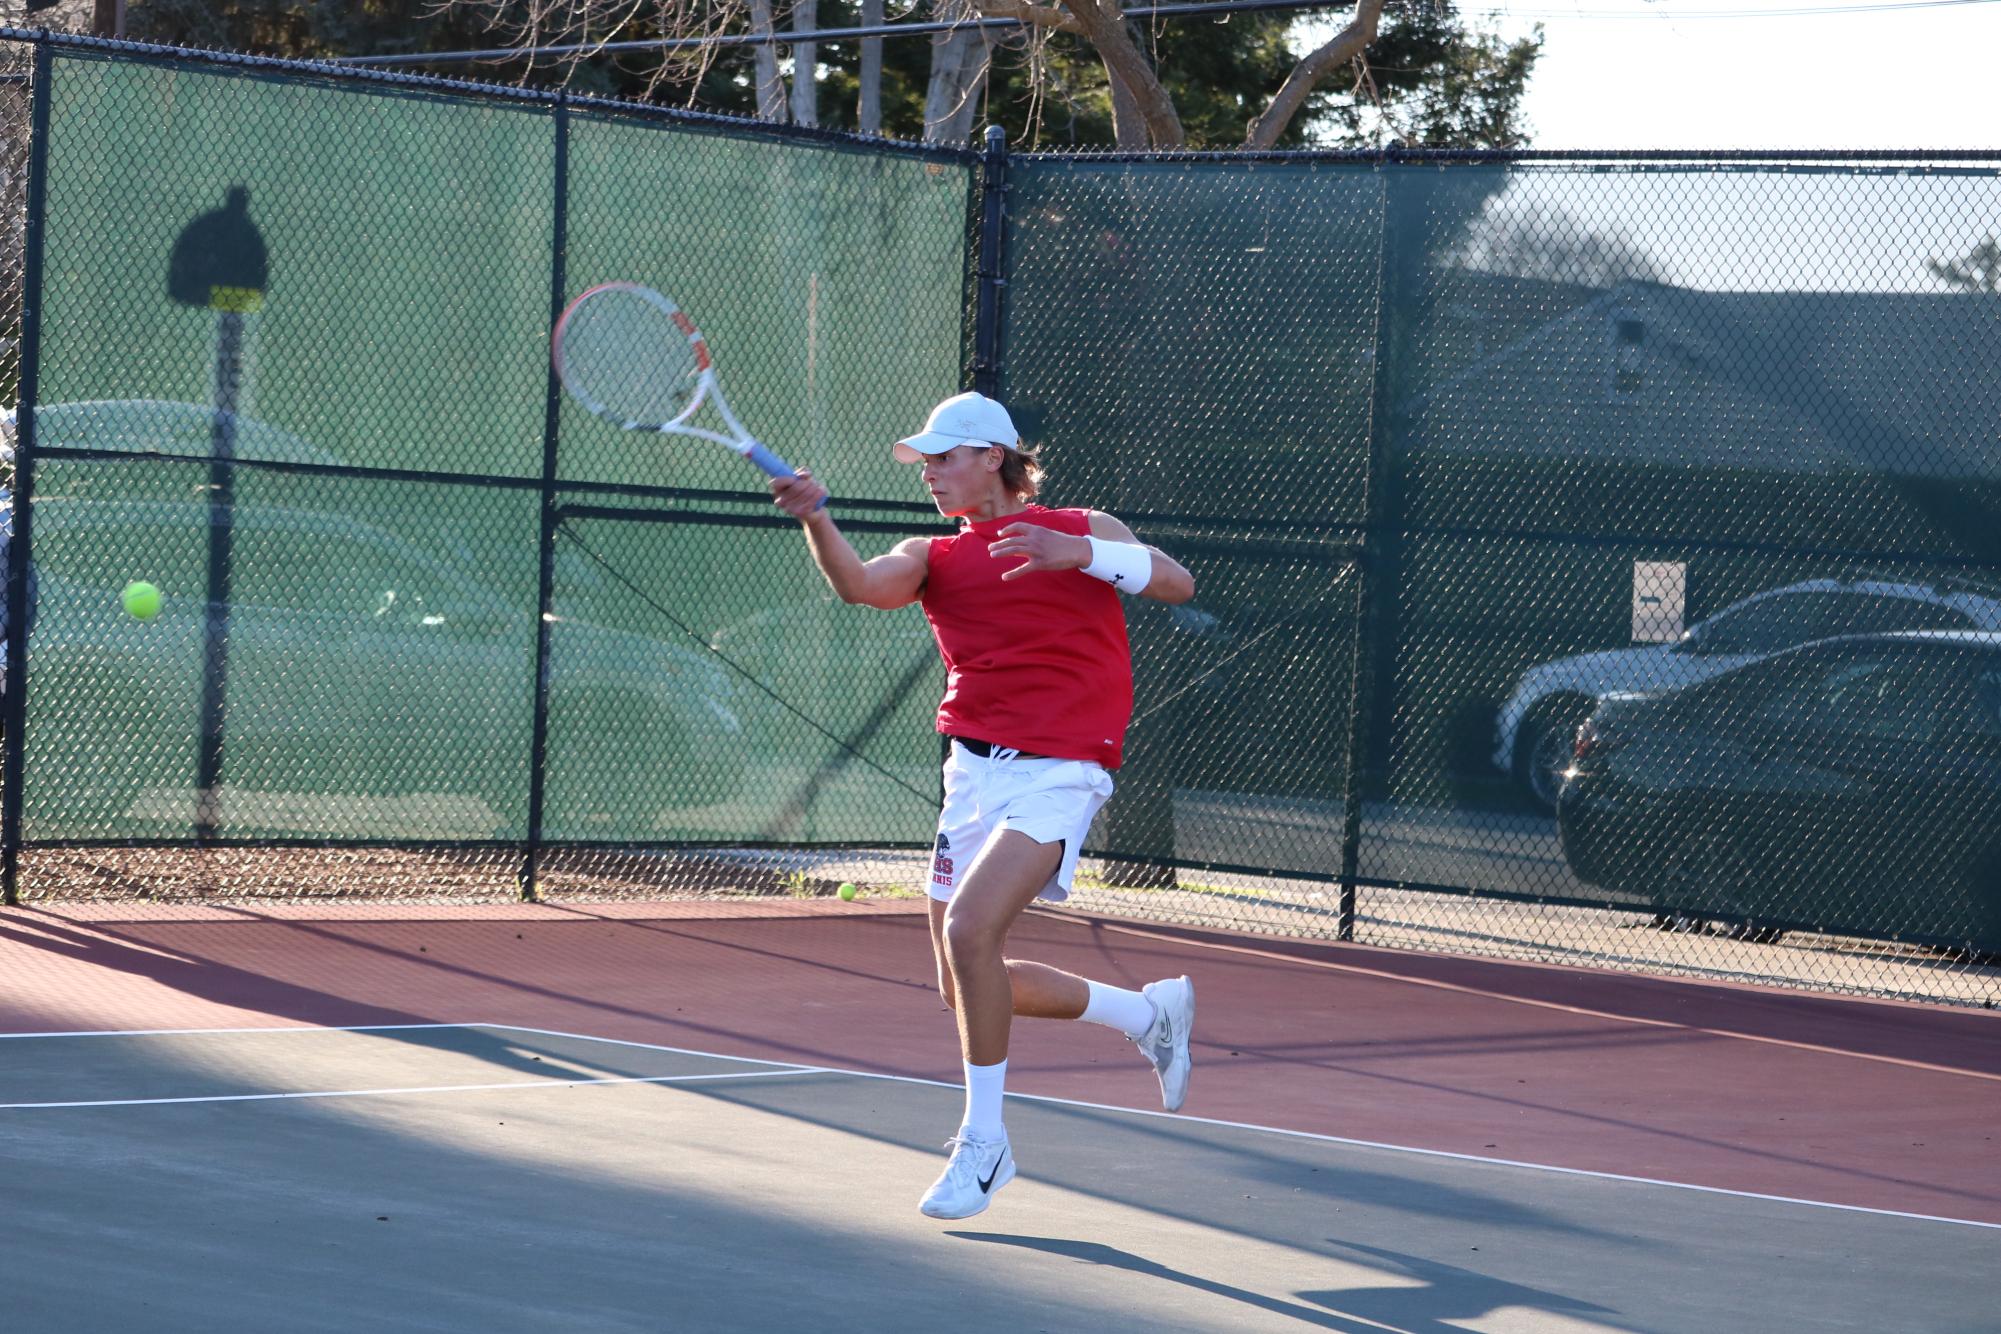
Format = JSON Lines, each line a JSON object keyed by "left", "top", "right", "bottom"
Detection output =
{"left": 5, "top": 1022, "right": 1995, "bottom": 1333}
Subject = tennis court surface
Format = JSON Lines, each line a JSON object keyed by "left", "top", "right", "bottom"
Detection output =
{"left": 4, "top": 898, "right": 1996, "bottom": 1332}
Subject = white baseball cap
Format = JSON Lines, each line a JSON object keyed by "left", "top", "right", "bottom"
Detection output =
{"left": 892, "top": 392, "right": 1020, "bottom": 463}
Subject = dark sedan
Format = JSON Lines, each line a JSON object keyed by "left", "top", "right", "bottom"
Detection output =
{"left": 1558, "top": 632, "right": 2001, "bottom": 953}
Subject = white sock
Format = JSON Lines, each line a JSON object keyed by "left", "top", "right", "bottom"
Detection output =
{"left": 1081, "top": 980, "right": 1157, "bottom": 1039}
{"left": 960, "top": 1059, "right": 1008, "bottom": 1142}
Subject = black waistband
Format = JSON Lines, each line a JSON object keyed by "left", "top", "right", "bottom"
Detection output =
{"left": 950, "top": 736, "right": 1044, "bottom": 760}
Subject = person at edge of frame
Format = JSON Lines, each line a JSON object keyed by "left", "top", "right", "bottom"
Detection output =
{"left": 0, "top": 439, "right": 39, "bottom": 710}
{"left": 770, "top": 390, "right": 1199, "bottom": 1222}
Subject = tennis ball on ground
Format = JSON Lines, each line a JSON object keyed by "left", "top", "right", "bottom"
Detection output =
{"left": 121, "top": 580, "right": 162, "bottom": 620}
{"left": 838, "top": 882, "right": 858, "bottom": 902}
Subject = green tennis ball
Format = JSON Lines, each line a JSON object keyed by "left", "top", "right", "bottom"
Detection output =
{"left": 121, "top": 580, "right": 162, "bottom": 621}
{"left": 837, "top": 882, "right": 858, "bottom": 902}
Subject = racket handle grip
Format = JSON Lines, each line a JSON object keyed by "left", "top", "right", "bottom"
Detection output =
{"left": 747, "top": 442, "right": 829, "bottom": 512}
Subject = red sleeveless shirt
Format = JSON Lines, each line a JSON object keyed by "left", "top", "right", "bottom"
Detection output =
{"left": 921, "top": 505, "right": 1133, "bottom": 769}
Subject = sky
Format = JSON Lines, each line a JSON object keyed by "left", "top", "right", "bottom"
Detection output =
{"left": 1445, "top": 0, "right": 1998, "bottom": 151}
{"left": 1295, "top": 0, "right": 2001, "bottom": 290}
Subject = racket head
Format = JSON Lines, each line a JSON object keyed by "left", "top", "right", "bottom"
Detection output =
{"left": 552, "top": 282, "right": 711, "bottom": 431}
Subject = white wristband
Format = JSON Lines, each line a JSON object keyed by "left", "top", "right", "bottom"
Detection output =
{"left": 1082, "top": 536, "right": 1152, "bottom": 594}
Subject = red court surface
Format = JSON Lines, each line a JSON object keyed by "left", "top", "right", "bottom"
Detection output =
{"left": 2, "top": 898, "right": 1996, "bottom": 1225}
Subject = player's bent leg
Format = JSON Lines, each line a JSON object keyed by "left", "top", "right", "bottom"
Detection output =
{"left": 919, "top": 831, "right": 1061, "bottom": 1220}
{"left": 940, "top": 829, "right": 1065, "bottom": 1066}
{"left": 929, "top": 899, "right": 1100, "bottom": 1022}
{"left": 930, "top": 848, "right": 1197, "bottom": 1113}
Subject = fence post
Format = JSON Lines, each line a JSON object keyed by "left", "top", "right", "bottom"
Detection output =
{"left": 1336, "top": 158, "right": 1411, "bottom": 941}
{"left": 1, "top": 38, "right": 51, "bottom": 907}
{"left": 972, "top": 124, "right": 1009, "bottom": 398}
{"left": 522, "top": 92, "right": 570, "bottom": 902}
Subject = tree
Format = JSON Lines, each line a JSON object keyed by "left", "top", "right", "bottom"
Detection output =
{"left": 124, "top": 1, "right": 514, "bottom": 74}
{"left": 379, "top": 2, "right": 1537, "bottom": 152}
{"left": 1454, "top": 201, "right": 1669, "bottom": 288}
{"left": 972, "top": 0, "right": 1539, "bottom": 150}
{"left": 1928, "top": 238, "right": 2001, "bottom": 293}
{"left": 115, "top": 2, "right": 1539, "bottom": 154}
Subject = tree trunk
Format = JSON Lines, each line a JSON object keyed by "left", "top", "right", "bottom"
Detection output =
{"left": 1244, "top": 0, "right": 1384, "bottom": 148}
{"left": 924, "top": 2, "right": 992, "bottom": 147}
{"left": 790, "top": 0, "right": 819, "bottom": 128}
{"left": 858, "top": 0, "right": 885, "bottom": 135}
{"left": 747, "top": 0, "right": 789, "bottom": 123}
{"left": 1064, "top": 0, "right": 1182, "bottom": 148}
{"left": 1105, "top": 64, "right": 1146, "bottom": 150}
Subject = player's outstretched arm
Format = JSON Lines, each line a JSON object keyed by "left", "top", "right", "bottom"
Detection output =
{"left": 988, "top": 510, "right": 1195, "bottom": 603}
{"left": 771, "top": 469, "right": 929, "bottom": 610}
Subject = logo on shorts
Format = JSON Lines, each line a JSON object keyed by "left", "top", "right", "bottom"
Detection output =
{"left": 932, "top": 835, "right": 955, "bottom": 888}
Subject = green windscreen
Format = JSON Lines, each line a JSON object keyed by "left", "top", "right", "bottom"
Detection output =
{"left": 37, "top": 52, "right": 556, "bottom": 478}
{"left": 20, "top": 49, "right": 973, "bottom": 859}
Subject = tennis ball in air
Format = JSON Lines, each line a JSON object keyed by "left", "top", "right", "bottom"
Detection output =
{"left": 838, "top": 882, "right": 859, "bottom": 902}
{"left": 121, "top": 581, "right": 162, "bottom": 621}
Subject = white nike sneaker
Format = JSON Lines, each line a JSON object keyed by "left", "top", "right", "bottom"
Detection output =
{"left": 1136, "top": 975, "right": 1195, "bottom": 1112}
{"left": 917, "top": 1133, "right": 1015, "bottom": 1220}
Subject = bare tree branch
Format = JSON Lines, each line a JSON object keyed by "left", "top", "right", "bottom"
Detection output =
{"left": 1244, "top": 0, "right": 1384, "bottom": 149}
{"left": 1054, "top": 0, "right": 1183, "bottom": 148}
{"left": 1928, "top": 238, "right": 2001, "bottom": 293}
{"left": 975, "top": 0, "right": 1082, "bottom": 35}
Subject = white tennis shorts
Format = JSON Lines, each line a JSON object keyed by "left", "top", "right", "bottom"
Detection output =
{"left": 928, "top": 739, "right": 1115, "bottom": 904}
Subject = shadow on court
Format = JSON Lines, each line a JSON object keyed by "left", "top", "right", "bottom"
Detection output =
{"left": 953, "top": 1234, "right": 1616, "bottom": 1333}
{"left": 5, "top": 903, "right": 1999, "bottom": 1231}
{"left": 4, "top": 1024, "right": 1998, "bottom": 1333}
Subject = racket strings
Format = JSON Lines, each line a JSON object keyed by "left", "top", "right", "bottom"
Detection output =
{"left": 558, "top": 289, "right": 705, "bottom": 428}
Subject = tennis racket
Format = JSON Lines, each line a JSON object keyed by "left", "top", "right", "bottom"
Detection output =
{"left": 552, "top": 283, "right": 818, "bottom": 499}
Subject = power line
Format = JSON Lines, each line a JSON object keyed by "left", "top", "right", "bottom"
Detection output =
{"left": 333, "top": 0, "right": 1344, "bottom": 66}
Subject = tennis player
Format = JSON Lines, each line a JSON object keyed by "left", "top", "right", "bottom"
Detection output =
{"left": 771, "top": 390, "right": 1198, "bottom": 1221}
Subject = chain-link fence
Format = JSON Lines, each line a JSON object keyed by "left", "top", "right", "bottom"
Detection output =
{"left": 3, "top": 32, "right": 1997, "bottom": 1007}
{"left": 1016, "top": 153, "right": 2001, "bottom": 1006}
{"left": 2, "top": 35, "right": 969, "bottom": 906}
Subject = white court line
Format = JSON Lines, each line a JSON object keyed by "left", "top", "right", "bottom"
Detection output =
{"left": 466, "top": 1023, "right": 822, "bottom": 1071}
{"left": 9, "top": 1021, "right": 1997, "bottom": 1232}
{"left": 0, "top": 1067, "right": 808, "bottom": 1110}
{"left": 0, "top": 1022, "right": 477, "bottom": 1040}
{"left": 482, "top": 1023, "right": 2001, "bottom": 1234}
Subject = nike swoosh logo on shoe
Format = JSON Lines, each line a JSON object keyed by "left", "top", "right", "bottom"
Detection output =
{"left": 979, "top": 1150, "right": 1006, "bottom": 1192}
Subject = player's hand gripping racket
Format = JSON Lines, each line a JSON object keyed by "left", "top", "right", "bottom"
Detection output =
{"left": 552, "top": 282, "right": 823, "bottom": 507}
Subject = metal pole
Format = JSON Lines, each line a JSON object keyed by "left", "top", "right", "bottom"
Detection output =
{"left": 972, "top": 123, "right": 1009, "bottom": 399}
{"left": 1, "top": 38, "right": 52, "bottom": 906}
{"left": 192, "top": 310, "right": 243, "bottom": 841}
{"left": 523, "top": 94, "right": 571, "bottom": 902}
{"left": 1335, "top": 159, "right": 1407, "bottom": 942}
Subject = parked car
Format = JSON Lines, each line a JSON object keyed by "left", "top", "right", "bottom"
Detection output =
{"left": 1495, "top": 577, "right": 2001, "bottom": 808}
{"left": 23, "top": 497, "right": 744, "bottom": 838}
{"left": 3, "top": 398, "right": 345, "bottom": 467}
{"left": 1557, "top": 631, "right": 2001, "bottom": 952}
